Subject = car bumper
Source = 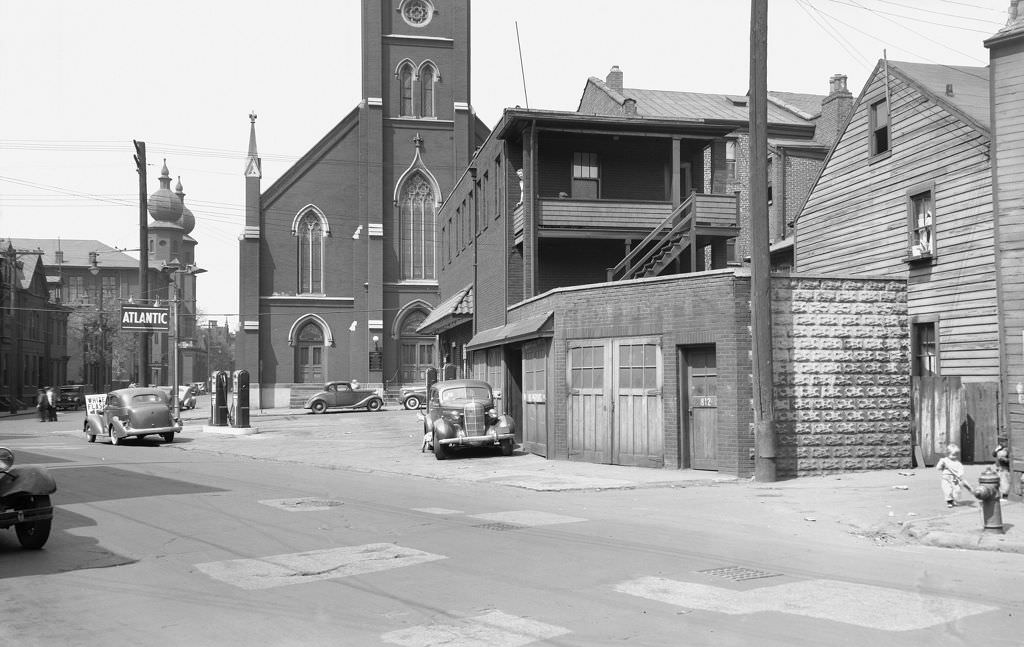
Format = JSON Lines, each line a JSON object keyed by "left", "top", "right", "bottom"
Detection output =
{"left": 437, "top": 431, "right": 515, "bottom": 447}
{"left": 122, "top": 424, "right": 181, "bottom": 438}
{"left": 0, "top": 503, "right": 54, "bottom": 528}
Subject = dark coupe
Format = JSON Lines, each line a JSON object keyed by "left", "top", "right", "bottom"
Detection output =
{"left": 304, "top": 381, "right": 385, "bottom": 414}
{"left": 420, "top": 379, "right": 516, "bottom": 460}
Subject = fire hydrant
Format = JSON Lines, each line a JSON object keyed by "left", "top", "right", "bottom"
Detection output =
{"left": 972, "top": 467, "right": 1004, "bottom": 533}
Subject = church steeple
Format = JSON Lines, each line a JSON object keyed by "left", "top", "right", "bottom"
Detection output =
{"left": 245, "top": 111, "right": 261, "bottom": 179}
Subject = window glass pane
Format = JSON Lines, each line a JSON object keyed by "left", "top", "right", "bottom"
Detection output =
{"left": 643, "top": 344, "right": 656, "bottom": 367}
{"left": 644, "top": 367, "right": 656, "bottom": 388}
{"left": 594, "top": 366, "right": 604, "bottom": 386}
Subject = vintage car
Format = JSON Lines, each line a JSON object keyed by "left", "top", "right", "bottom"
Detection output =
{"left": 83, "top": 387, "right": 182, "bottom": 445}
{"left": 0, "top": 447, "right": 56, "bottom": 549}
{"left": 57, "top": 384, "right": 86, "bottom": 411}
{"left": 401, "top": 385, "right": 427, "bottom": 410}
{"left": 304, "top": 381, "right": 385, "bottom": 414}
{"left": 420, "top": 379, "right": 516, "bottom": 460}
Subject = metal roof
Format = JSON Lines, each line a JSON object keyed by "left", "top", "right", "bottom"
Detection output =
{"left": 6, "top": 238, "right": 141, "bottom": 269}
{"left": 622, "top": 87, "right": 818, "bottom": 126}
{"left": 887, "top": 61, "right": 990, "bottom": 130}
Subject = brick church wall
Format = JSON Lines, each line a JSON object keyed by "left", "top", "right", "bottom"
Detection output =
{"left": 772, "top": 275, "right": 912, "bottom": 477}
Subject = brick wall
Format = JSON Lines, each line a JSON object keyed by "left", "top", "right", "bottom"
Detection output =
{"left": 772, "top": 275, "right": 912, "bottom": 477}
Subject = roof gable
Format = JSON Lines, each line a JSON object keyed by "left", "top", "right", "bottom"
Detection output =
{"left": 886, "top": 61, "right": 990, "bottom": 133}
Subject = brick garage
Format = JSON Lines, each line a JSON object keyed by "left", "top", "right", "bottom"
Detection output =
{"left": 481, "top": 270, "right": 909, "bottom": 478}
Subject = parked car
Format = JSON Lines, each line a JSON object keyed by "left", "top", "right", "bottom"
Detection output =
{"left": 420, "top": 379, "right": 516, "bottom": 460}
{"left": 401, "top": 386, "right": 427, "bottom": 410}
{"left": 0, "top": 447, "right": 56, "bottom": 549}
{"left": 304, "top": 381, "right": 384, "bottom": 414}
{"left": 56, "top": 385, "right": 86, "bottom": 411}
{"left": 83, "top": 387, "right": 181, "bottom": 445}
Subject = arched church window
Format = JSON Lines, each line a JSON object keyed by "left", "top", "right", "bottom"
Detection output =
{"left": 400, "top": 64, "right": 414, "bottom": 117}
{"left": 399, "top": 174, "right": 435, "bottom": 280}
{"left": 419, "top": 65, "right": 435, "bottom": 118}
{"left": 297, "top": 211, "right": 324, "bottom": 293}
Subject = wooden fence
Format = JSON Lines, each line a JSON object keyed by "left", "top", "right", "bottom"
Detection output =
{"left": 912, "top": 376, "right": 998, "bottom": 465}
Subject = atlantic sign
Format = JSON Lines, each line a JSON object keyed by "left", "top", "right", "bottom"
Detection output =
{"left": 120, "top": 304, "right": 170, "bottom": 332}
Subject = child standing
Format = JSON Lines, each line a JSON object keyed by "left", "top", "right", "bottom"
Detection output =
{"left": 993, "top": 438, "right": 1011, "bottom": 499}
{"left": 936, "top": 443, "right": 967, "bottom": 508}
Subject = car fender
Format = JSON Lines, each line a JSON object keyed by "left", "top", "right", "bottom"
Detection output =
{"left": 351, "top": 394, "right": 379, "bottom": 408}
{"left": 432, "top": 417, "right": 455, "bottom": 440}
{"left": 84, "top": 413, "right": 106, "bottom": 437}
{"left": 0, "top": 466, "right": 57, "bottom": 498}
{"left": 109, "top": 417, "right": 129, "bottom": 439}
{"left": 496, "top": 414, "right": 516, "bottom": 436}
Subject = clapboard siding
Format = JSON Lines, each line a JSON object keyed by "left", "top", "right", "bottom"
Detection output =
{"left": 537, "top": 199, "right": 672, "bottom": 230}
{"left": 797, "top": 64, "right": 997, "bottom": 379}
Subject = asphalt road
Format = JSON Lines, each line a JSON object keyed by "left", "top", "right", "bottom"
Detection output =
{"left": 0, "top": 409, "right": 1021, "bottom": 646}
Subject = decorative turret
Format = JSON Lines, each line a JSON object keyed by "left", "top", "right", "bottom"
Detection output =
{"left": 175, "top": 177, "right": 196, "bottom": 235}
{"left": 148, "top": 159, "right": 184, "bottom": 224}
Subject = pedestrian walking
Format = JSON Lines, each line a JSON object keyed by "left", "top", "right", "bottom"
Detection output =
{"left": 936, "top": 443, "right": 969, "bottom": 508}
{"left": 993, "top": 437, "right": 1011, "bottom": 499}
{"left": 36, "top": 387, "right": 47, "bottom": 422}
{"left": 45, "top": 386, "right": 57, "bottom": 421}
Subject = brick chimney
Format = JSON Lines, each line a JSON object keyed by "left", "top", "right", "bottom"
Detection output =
{"left": 816, "top": 73, "right": 853, "bottom": 147}
{"left": 606, "top": 65, "right": 623, "bottom": 92}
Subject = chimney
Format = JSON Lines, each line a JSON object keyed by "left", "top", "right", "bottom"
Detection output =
{"left": 54, "top": 250, "right": 63, "bottom": 265}
{"left": 623, "top": 98, "right": 638, "bottom": 116}
{"left": 946, "top": 83, "right": 955, "bottom": 96}
{"left": 816, "top": 73, "right": 853, "bottom": 147}
{"left": 606, "top": 65, "right": 623, "bottom": 92}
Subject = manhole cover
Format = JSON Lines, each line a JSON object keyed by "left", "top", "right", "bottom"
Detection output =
{"left": 698, "top": 566, "right": 781, "bottom": 581}
{"left": 474, "top": 522, "right": 524, "bottom": 532}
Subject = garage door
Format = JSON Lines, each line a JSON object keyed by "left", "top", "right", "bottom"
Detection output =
{"left": 568, "top": 337, "right": 663, "bottom": 467}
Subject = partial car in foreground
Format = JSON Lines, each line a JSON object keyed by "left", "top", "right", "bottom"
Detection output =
{"left": 0, "top": 447, "right": 56, "bottom": 549}
{"left": 420, "top": 379, "right": 516, "bottom": 460}
{"left": 83, "top": 387, "right": 182, "bottom": 445}
{"left": 304, "top": 381, "right": 384, "bottom": 414}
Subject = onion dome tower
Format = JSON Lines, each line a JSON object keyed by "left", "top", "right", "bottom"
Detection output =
{"left": 148, "top": 160, "right": 185, "bottom": 265}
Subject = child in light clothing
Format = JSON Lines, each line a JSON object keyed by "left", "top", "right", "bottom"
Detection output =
{"left": 993, "top": 438, "right": 1011, "bottom": 499}
{"left": 936, "top": 443, "right": 967, "bottom": 508}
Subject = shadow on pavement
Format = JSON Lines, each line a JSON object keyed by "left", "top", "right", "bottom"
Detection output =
{"left": 49, "top": 465, "right": 226, "bottom": 506}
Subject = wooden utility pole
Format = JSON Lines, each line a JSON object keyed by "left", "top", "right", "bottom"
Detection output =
{"left": 134, "top": 140, "right": 150, "bottom": 385}
{"left": 750, "top": 0, "right": 776, "bottom": 481}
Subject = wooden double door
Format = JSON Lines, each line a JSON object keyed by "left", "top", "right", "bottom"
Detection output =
{"left": 567, "top": 337, "right": 664, "bottom": 467}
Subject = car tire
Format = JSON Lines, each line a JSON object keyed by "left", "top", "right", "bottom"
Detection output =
{"left": 367, "top": 398, "right": 383, "bottom": 412}
{"left": 14, "top": 495, "right": 51, "bottom": 550}
{"left": 501, "top": 438, "right": 514, "bottom": 456}
{"left": 403, "top": 395, "right": 421, "bottom": 410}
{"left": 311, "top": 400, "right": 327, "bottom": 414}
{"left": 433, "top": 432, "right": 447, "bottom": 460}
{"left": 109, "top": 427, "right": 120, "bottom": 446}
{"left": 162, "top": 432, "right": 175, "bottom": 443}
{"left": 87, "top": 433, "right": 96, "bottom": 443}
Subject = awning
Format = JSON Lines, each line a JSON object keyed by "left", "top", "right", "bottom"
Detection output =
{"left": 416, "top": 284, "right": 473, "bottom": 335}
{"left": 466, "top": 311, "right": 554, "bottom": 351}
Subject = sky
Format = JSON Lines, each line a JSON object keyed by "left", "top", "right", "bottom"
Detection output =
{"left": 0, "top": 0, "right": 1012, "bottom": 329}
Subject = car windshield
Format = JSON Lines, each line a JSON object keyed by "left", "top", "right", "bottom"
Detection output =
{"left": 60, "top": 388, "right": 79, "bottom": 394}
{"left": 439, "top": 386, "right": 490, "bottom": 404}
{"left": 132, "top": 393, "right": 167, "bottom": 405}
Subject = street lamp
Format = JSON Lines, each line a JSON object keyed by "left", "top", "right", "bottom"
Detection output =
{"left": 161, "top": 260, "right": 206, "bottom": 417}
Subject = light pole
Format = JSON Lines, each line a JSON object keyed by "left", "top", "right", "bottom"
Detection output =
{"left": 162, "top": 260, "right": 206, "bottom": 417}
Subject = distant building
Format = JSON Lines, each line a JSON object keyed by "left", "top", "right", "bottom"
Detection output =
{"left": 238, "top": 0, "right": 488, "bottom": 408}
{"left": 0, "top": 239, "right": 71, "bottom": 409}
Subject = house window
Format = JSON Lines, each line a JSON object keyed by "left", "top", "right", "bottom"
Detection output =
{"left": 399, "top": 174, "right": 435, "bottom": 280}
{"left": 908, "top": 187, "right": 935, "bottom": 259}
{"left": 399, "top": 64, "right": 414, "bottom": 117}
{"left": 419, "top": 65, "right": 435, "bottom": 118}
{"left": 102, "top": 275, "right": 118, "bottom": 303}
{"left": 66, "top": 276, "right": 86, "bottom": 304}
{"left": 913, "top": 321, "right": 938, "bottom": 376}
{"left": 870, "top": 99, "right": 890, "bottom": 156}
{"left": 494, "top": 156, "right": 502, "bottom": 219}
{"left": 447, "top": 216, "right": 453, "bottom": 262}
{"left": 297, "top": 211, "right": 324, "bottom": 293}
{"left": 725, "top": 141, "right": 736, "bottom": 182}
{"left": 572, "top": 152, "right": 599, "bottom": 199}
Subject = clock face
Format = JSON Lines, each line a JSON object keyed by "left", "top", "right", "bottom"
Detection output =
{"left": 401, "top": 0, "right": 433, "bottom": 27}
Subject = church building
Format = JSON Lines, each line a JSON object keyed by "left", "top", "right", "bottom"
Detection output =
{"left": 238, "top": 0, "right": 488, "bottom": 406}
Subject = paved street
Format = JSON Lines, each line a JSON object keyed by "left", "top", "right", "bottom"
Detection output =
{"left": 0, "top": 405, "right": 1021, "bottom": 646}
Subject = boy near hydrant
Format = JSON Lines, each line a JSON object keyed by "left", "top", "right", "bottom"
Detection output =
{"left": 994, "top": 438, "right": 1011, "bottom": 499}
{"left": 936, "top": 443, "right": 970, "bottom": 508}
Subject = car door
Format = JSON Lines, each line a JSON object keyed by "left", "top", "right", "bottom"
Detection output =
{"left": 323, "top": 384, "right": 339, "bottom": 407}
{"left": 103, "top": 393, "right": 120, "bottom": 427}
{"left": 336, "top": 383, "right": 358, "bottom": 407}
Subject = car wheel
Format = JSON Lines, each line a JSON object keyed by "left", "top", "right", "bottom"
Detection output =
{"left": 15, "top": 495, "right": 52, "bottom": 549}
{"left": 162, "top": 432, "right": 175, "bottom": 443}
{"left": 87, "top": 433, "right": 96, "bottom": 443}
{"left": 109, "top": 427, "right": 120, "bottom": 446}
{"left": 433, "top": 432, "right": 447, "bottom": 460}
{"left": 403, "top": 395, "right": 421, "bottom": 410}
{"left": 310, "top": 400, "right": 327, "bottom": 414}
{"left": 501, "top": 438, "right": 514, "bottom": 456}
{"left": 367, "top": 398, "right": 382, "bottom": 412}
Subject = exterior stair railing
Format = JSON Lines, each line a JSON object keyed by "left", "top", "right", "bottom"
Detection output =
{"left": 607, "top": 192, "right": 696, "bottom": 282}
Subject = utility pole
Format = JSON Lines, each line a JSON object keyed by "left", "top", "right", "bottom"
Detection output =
{"left": 750, "top": 0, "right": 776, "bottom": 482}
{"left": 134, "top": 140, "right": 150, "bottom": 386}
